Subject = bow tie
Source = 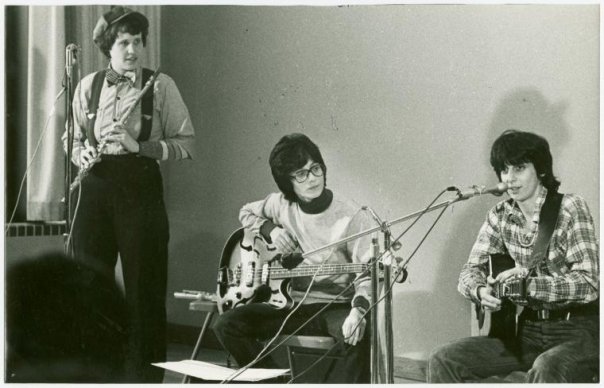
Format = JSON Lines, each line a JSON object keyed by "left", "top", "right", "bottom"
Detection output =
{"left": 106, "top": 69, "right": 136, "bottom": 86}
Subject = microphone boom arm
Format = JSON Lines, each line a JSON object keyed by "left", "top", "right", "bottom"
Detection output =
{"left": 296, "top": 186, "right": 502, "bottom": 384}
{"left": 302, "top": 195, "right": 466, "bottom": 259}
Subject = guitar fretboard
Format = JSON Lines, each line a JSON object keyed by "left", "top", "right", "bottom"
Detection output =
{"left": 269, "top": 263, "right": 369, "bottom": 279}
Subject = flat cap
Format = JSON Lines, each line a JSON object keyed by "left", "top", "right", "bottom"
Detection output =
{"left": 92, "top": 6, "right": 148, "bottom": 45}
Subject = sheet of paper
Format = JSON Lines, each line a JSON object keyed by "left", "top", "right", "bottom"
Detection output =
{"left": 153, "top": 359, "right": 289, "bottom": 382}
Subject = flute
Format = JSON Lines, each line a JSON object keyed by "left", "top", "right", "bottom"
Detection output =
{"left": 70, "top": 68, "right": 161, "bottom": 193}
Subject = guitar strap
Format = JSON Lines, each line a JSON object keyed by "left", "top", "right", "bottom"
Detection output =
{"left": 527, "top": 190, "right": 563, "bottom": 270}
{"left": 479, "top": 190, "right": 563, "bottom": 336}
{"left": 508, "top": 190, "right": 563, "bottom": 339}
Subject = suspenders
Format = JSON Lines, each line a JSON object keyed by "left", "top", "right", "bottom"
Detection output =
{"left": 139, "top": 68, "right": 154, "bottom": 142}
{"left": 85, "top": 70, "right": 106, "bottom": 148}
{"left": 83, "top": 68, "right": 155, "bottom": 148}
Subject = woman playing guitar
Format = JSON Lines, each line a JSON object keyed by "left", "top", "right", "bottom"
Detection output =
{"left": 212, "top": 133, "right": 375, "bottom": 383}
{"left": 427, "top": 130, "right": 599, "bottom": 383}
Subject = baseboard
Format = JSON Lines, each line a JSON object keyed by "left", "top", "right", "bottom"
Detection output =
{"left": 5, "top": 221, "right": 66, "bottom": 237}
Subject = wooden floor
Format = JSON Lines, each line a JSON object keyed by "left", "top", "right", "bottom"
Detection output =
{"left": 162, "top": 342, "right": 426, "bottom": 384}
{"left": 162, "top": 343, "right": 229, "bottom": 384}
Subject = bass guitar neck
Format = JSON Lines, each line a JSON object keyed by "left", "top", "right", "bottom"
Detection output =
{"left": 216, "top": 228, "right": 372, "bottom": 313}
{"left": 266, "top": 263, "right": 369, "bottom": 279}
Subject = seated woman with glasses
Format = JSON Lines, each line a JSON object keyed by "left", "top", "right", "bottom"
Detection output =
{"left": 212, "top": 133, "right": 373, "bottom": 383}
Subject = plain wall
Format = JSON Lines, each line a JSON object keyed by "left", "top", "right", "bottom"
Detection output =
{"left": 159, "top": 5, "right": 599, "bottom": 359}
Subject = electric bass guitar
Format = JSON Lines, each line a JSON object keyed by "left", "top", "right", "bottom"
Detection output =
{"left": 475, "top": 253, "right": 526, "bottom": 340}
{"left": 216, "top": 228, "right": 372, "bottom": 314}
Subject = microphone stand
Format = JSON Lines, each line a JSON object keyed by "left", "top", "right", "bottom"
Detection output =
{"left": 63, "top": 45, "right": 77, "bottom": 256}
{"left": 369, "top": 237, "right": 380, "bottom": 382}
{"left": 382, "top": 227, "right": 394, "bottom": 383}
{"left": 302, "top": 192, "right": 475, "bottom": 384}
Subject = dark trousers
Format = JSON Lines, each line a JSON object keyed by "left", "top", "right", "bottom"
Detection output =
{"left": 427, "top": 314, "right": 599, "bottom": 383}
{"left": 212, "top": 302, "right": 370, "bottom": 383}
{"left": 70, "top": 154, "right": 169, "bottom": 383}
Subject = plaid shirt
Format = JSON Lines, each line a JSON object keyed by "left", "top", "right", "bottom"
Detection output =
{"left": 459, "top": 184, "right": 599, "bottom": 310}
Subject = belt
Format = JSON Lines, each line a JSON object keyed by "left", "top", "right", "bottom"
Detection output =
{"left": 523, "top": 302, "right": 599, "bottom": 322}
{"left": 523, "top": 309, "right": 570, "bottom": 321}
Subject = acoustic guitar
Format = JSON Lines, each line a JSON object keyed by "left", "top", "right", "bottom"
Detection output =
{"left": 216, "top": 228, "right": 372, "bottom": 314}
{"left": 475, "top": 253, "right": 526, "bottom": 340}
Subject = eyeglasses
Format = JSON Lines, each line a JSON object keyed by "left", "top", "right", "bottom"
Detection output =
{"left": 290, "top": 164, "right": 324, "bottom": 183}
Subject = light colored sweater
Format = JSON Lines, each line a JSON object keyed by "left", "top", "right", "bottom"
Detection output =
{"left": 239, "top": 190, "right": 374, "bottom": 307}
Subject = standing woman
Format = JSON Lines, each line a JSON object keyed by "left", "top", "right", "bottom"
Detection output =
{"left": 62, "top": 6, "right": 195, "bottom": 382}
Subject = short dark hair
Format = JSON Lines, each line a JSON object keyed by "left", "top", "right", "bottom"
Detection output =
{"left": 490, "top": 129, "right": 560, "bottom": 192}
{"left": 97, "top": 12, "right": 149, "bottom": 58}
{"left": 269, "top": 133, "right": 327, "bottom": 202}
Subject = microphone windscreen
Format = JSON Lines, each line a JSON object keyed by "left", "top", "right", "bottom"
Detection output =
{"left": 492, "top": 182, "right": 508, "bottom": 196}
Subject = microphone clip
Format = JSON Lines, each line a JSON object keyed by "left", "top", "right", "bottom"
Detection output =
{"left": 394, "top": 258, "right": 408, "bottom": 284}
{"left": 65, "top": 44, "right": 80, "bottom": 79}
{"left": 456, "top": 185, "right": 485, "bottom": 199}
{"left": 362, "top": 205, "right": 392, "bottom": 236}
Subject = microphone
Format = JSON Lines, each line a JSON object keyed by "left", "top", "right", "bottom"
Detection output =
{"left": 457, "top": 182, "right": 508, "bottom": 199}
{"left": 65, "top": 43, "right": 79, "bottom": 78}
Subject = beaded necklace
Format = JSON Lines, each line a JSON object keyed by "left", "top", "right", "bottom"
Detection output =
{"left": 513, "top": 199, "right": 538, "bottom": 248}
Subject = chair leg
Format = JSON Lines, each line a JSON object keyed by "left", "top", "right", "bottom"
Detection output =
{"left": 181, "top": 311, "right": 215, "bottom": 384}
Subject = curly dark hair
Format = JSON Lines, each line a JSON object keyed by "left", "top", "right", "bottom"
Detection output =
{"left": 97, "top": 12, "right": 149, "bottom": 59}
{"left": 490, "top": 129, "right": 560, "bottom": 192}
{"left": 269, "top": 133, "right": 327, "bottom": 202}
